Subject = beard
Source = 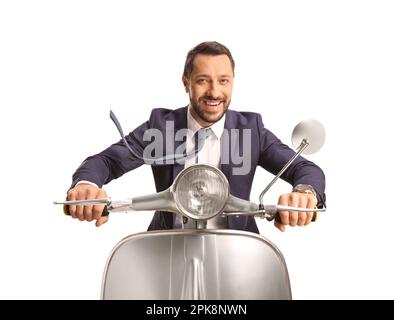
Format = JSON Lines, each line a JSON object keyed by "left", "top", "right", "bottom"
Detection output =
{"left": 190, "top": 95, "right": 231, "bottom": 124}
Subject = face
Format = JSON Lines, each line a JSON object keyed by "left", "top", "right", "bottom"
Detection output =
{"left": 182, "top": 54, "right": 234, "bottom": 127}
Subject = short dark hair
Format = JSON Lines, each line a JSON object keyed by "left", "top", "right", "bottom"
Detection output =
{"left": 183, "top": 41, "right": 235, "bottom": 79}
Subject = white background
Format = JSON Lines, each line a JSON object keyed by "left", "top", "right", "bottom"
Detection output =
{"left": 0, "top": 0, "right": 393, "bottom": 299}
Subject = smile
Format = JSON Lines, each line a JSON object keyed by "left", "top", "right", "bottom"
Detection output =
{"left": 202, "top": 99, "right": 223, "bottom": 111}
{"left": 204, "top": 100, "right": 221, "bottom": 106}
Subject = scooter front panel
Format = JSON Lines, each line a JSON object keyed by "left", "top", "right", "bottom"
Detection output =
{"left": 101, "top": 229, "right": 291, "bottom": 300}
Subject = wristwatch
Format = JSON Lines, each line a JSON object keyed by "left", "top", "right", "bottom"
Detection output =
{"left": 292, "top": 184, "right": 317, "bottom": 198}
{"left": 292, "top": 184, "right": 319, "bottom": 221}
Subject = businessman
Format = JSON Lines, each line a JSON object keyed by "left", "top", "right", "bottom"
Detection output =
{"left": 67, "top": 41, "right": 326, "bottom": 233}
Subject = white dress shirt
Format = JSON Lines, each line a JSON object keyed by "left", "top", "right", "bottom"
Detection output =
{"left": 184, "top": 106, "right": 224, "bottom": 168}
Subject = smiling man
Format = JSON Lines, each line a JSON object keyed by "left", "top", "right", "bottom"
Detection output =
{"left": 183, "top": 53, "right": 233, "bottom": 126}
{"left": 67, "top": 41, "right": 326, "bottom": 233}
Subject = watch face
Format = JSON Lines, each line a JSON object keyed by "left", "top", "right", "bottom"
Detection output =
{"left": 293, "top": 184, "right": 316, "bottom": 196}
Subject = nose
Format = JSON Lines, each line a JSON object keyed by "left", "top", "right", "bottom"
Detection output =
{"left": 206, "top": 81, "right": 220, "bottom": 99}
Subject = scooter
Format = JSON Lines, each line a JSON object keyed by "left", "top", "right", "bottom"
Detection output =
{"left": 55, "top": 118, "right": 326, "bottom": 300}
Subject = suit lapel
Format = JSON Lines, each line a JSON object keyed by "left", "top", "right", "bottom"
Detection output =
{"left": 221, "top": 109, "right": 236, "bottom": 186}
{"left": 172, "top": 106, "right": 188, "bottom": 181}
{"left": 221, "top": 110, "right": 247, "bottom": 230}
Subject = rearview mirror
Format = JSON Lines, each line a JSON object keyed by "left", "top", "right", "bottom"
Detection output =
{"left": 291, "top": 119, "right": 325, "bottom": 155}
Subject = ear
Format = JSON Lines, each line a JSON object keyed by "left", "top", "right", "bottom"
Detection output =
{"left": 182, "top": 75, "right": 189, "bottom": 93}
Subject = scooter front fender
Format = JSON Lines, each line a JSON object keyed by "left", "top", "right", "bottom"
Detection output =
{"left": 101, "top": 229, "right": 291, "bottom": 300}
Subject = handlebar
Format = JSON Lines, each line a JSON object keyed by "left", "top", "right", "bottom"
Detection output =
{"left": 224, "top": 204, "right": 324, "bottom": 222}
{"left": 54, "top": 198, "right": 132, "bottom": 217}
{"left": 55, "top": 199, "right": 325, "bottom": 221}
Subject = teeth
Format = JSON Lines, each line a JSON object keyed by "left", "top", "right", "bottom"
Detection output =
{"left": 205, "top": 100, "right": 221, "bottom": 106}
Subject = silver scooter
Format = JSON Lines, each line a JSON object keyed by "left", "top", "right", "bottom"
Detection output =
{"left": 55, "top": 119, "right": 326, "bottom": 300}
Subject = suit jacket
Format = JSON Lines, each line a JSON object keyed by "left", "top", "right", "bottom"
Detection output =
{"left": 72, "top": 106, "right": 326, "bottom": 234}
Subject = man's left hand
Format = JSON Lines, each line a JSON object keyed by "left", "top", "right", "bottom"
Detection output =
{"left": 274, "top": 192, "right": 317, "bottom": 232}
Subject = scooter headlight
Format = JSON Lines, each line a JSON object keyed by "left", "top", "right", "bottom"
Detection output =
{"left": 173, "top": 164, "right": 229, "bottom": 220}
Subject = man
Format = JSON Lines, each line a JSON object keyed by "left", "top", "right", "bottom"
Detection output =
{"left": 67, "top": 41, "right": 326, "bottom": 233}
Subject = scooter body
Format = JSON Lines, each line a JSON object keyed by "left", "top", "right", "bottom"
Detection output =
{"left": 101, "top": 229, "right": 291, "bottom": 300}
{"left": 56, "top": 118, "right": 326, "bottom": 300}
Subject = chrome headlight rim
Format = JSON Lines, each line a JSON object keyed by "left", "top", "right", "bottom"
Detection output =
{"left": 172, "top": 164, "right": 229, "bottom": 221}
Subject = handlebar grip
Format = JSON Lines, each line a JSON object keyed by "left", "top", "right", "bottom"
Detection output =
{"left": 63, "top": 204, "right": 110, "bottom": 217}
{"left": 275, "top": 211, "right": 318, "bottom": 223}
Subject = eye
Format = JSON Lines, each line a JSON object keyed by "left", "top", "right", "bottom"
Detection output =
{"left": 197, "top": 79, "right": 207, "bottom": 84}
{"left": 219, "top": 79, "right": 229, "bottom": 85}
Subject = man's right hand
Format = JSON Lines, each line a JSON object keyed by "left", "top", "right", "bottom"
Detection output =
{"left": 67, "top": 184, "right": 109, "bottom": 227}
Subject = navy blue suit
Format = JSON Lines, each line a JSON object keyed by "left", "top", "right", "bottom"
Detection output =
{"left": 72, "top": 106, "right": 326, "bottom": 234}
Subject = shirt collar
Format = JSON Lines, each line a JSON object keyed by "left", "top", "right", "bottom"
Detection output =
{"left": 187, "top": 105, "right": 226, "bottom": 139}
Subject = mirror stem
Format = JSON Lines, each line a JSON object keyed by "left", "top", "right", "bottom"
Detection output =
{"left": 259, "top": 139, "right": 309, "bottom": 205}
